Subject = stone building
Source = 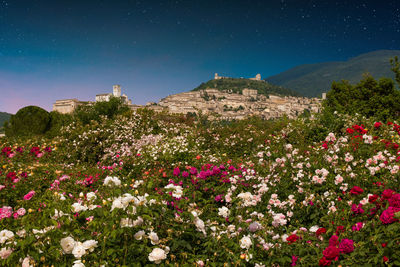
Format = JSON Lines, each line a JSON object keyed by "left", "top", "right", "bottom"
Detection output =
{"left": 249, "top": 74, "right": 261, "bottom": 81}
{"left": 154, "top": 88, "right": 322, "bottom": 120}
{"left": 52, "top": 99, "right": 85, "bottom": 114}
{"left": 53, "top": 85, "right": 132, "bottom": 113}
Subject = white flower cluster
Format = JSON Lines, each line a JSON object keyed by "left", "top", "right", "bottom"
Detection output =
{"left": 60, "top": 237, "right": 98, "bottom": 259}
{"left": 103, "top": 176, "right": 121, "bottom": 187}
{"left": 164, "top": 184, "right": 184, "bottom": 198}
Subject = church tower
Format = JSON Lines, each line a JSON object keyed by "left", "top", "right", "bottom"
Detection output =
{"left": 113, "top": 85, "right": 121, "bottom": 97}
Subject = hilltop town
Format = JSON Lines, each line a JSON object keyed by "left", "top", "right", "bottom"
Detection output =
{"left": 53, "top": 74, "right": 323, "bottom": 120}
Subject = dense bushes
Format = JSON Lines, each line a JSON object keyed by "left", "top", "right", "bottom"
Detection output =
{"left": 324, "top": 74, "right": 400, "bottom": 121}
{"left": 74, "top": 96, "right": 130, "bottom": 124}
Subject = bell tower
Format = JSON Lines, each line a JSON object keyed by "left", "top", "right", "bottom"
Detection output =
{"left": 113, "top": 85, "right": 121, "bottom": 97}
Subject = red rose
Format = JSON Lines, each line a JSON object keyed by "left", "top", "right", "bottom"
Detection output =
{"left": 338, "top": 239, "right": 354, "bottom": 254}
{"left": 316, "top": 228, "right": 327, "bottom": 236}
{"left": 382, "top": 189, "right": 394, "bottom": 200}
{"left": 319, "top": 257, "right": 332, "bottom": 266}
{"left": 287, "top": 234, "right": 299, "bottom": 244}
{"left": 323, "top": 246, "right": 340, "bottom": 260}
{"left": 383, "top": 256, "right": 389, "bottom": 262}
{"left": 335, "top": 226, "right": 345, "bottom": 235}
{"left": 381, "top": 243, "right": 387, "bottom": 248}
{"left": 350, "top": 186, "right": 363, "bottom": 195}
{"left": 329, "top": 235, "right": 339, "bottom": 246}
{"left": 346, "top": 128, "right": 355, "bottom": 134}
{"left": 368, "top": 194, "right": 379, "bottom": 203}
{"left": 389, "top": 194, "right": 400, "bottom": 208}
{"left": 374, "top": 122, "right": 382, "bottom": 129}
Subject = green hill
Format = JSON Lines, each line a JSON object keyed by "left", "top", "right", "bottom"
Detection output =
{"left": 266, "top": 50, "right": 400, "bottom": 97}
{"left": 192, "top": 78, "right": 301, "bottom": 97}
{"left": 0, "top": 112, "right": 11, "bottom": 127}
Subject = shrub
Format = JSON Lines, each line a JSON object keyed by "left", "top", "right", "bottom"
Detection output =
{"left": 324, "top": 74, "right": 400, "bottom": 121}
{"left": 4, "top": 106, "right": 50, "bottom": 137}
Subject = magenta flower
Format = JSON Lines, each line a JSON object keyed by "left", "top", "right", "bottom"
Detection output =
{"left": 380, "top": 207, "right": 400, "bottom": 224}
{"left": 173, "top": 167, "right": 180, "bottom": 177}
{"left": 291, "top": 255, "right": 298, "bottom": 266}
{"left": 23, "top": 190, "right": 35, "bottom": 200}
{"left": 339, "top": 239, "right": 354, "bottom": 254}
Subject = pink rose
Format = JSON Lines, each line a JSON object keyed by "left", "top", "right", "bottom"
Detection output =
{"left": 339, "top": 239, "right": 354, "bottom": 254}
{"left": 17, "top": 208, "right": 26, "bottom": 216}
{"left": 23, "top": 191, "right": 35, "bottom": 200}
{"left": 0, "top": 206, "right": 12, "bottom": 220}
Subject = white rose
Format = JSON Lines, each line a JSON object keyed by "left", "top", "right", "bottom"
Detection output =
{"left": 82, "top": 240, "right": 98, "bottom": 252}
{"left": 111, "top": 198, "right": 124, "bottom": 211}
{"left": 148, "top": 231, "right": 159, "bottom": 245}
{"left": 104, "top": 176, "right": 121, "bottom": 187}
{"left": 71, "top": 203, "right": 87, "bottom": 213}
{"left": 134, "top": 230, "right": 145, "bottom": 240}
{"left": 148, "top": 248, "right": 167, "bottom": 264}
{"left": 72, "top": 242, "right": 86, "bottom": 258}
{"left": 60, "top": 236, "right": 76, "bottom": 254}
{"left": 239, "top": 235, "right": 252, "bottom": 249}
{"left": 0, "top": 229, "right": 14, "bottom": 244}
{"left": 16, "top": 229, "right": 26, "bottom": 237}
{"left": 22, "top": 257, "right": 33, "bottom": 267}
{"left": 72, "top": 259, "right": 85, "bottom": 267}
{"left": 0, "top": 247, "right": 12, "bottom": 259}
{"left": 86, "top": 192, "right": 96, "bottom": 201}
{"left": 218, "top": 206, "right": 230, "bottom": 218}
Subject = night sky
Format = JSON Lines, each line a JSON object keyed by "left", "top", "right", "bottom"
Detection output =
{"left": 1, "top": 0, "right": 399, "bottom": 113}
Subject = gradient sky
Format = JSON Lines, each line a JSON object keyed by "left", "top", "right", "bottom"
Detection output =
{"left": 1, "top": 0, "right": 399, "bottom": 113}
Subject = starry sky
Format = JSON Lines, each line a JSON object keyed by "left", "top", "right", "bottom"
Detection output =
{"left": 1, "top": 0, "right": 399, "bottom": 113}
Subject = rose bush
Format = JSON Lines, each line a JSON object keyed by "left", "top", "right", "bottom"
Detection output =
{"left": 0, "top": 110, "right": 399, "bottom": 265}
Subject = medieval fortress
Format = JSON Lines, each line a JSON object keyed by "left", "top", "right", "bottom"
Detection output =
{"left": 53, "top": 74, "right": 322, "bottom": 120}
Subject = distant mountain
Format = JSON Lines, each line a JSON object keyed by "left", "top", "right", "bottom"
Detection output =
{"left": 266, "top": 50, "right": 400, "bottom": 97}
{"left": 192, "top": 78, "right": 301, "bottom": 97}
{"left": 0, "top": 112, "right": 11, "bottom": 127}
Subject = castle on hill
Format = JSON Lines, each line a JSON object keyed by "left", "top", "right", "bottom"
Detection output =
{"left": 214, "top": 73, "right": 262, "bottom": 81}
{"left": 52, "top": 85, "right": 132, "bottom": 114}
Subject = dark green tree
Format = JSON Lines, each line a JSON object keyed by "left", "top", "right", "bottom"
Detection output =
{"left": 5, "top": 106, "right": 50, "bottom": 137}
{"left": 324, "top": 74, "right": 400, "bottom": 121}
{"left": 45, "top": 111, "right": 73, "bottom": 137}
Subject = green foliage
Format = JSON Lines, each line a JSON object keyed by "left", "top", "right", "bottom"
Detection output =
{"left": 324, "top": 74, "right": 400, "bottom": 121}
{"left": 391, "top": 56, "right": 400, "bottom": 87}
{"left": 45, "top": 111, "right": 73, "bottom": 138}
{"left": 192, "top": 78, "right": 300, "bottom": 97}
{"left": 4, "top": 106, "right": 50, "bottom": 137}
{"left": 74, "top": 97, "right": 131, "bottom": 125}
{"left": 0, "top": 112, "right": 12, "bottom": 128}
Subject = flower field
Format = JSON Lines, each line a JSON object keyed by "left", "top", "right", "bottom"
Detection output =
{"left": 1, "top": 110, "right": 400, "bottom": 266}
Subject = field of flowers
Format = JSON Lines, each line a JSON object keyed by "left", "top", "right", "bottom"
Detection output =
{"left": 1, "top": 109, "right": 400, "bottom": 266}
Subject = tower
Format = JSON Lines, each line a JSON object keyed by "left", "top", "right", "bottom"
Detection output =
{"left": 255, "top": 74, "right": 261, "bottom": 80}
{"left": 214, "top": 73, "right": 219, "bottom": 80}
{"left": 113, "top": 85, "right": 121, "bottom": 97}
